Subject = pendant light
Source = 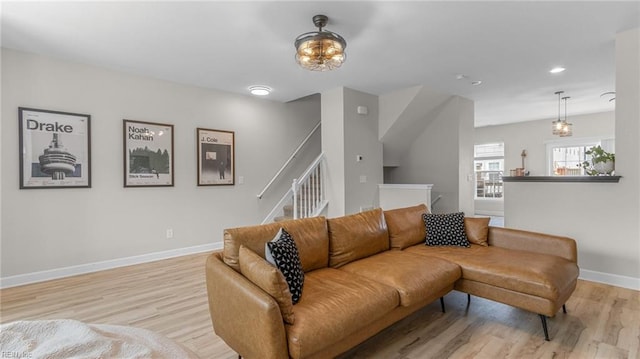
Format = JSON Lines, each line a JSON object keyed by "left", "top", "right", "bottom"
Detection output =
{"left": 551, "top": 91, "right": 564, "bottom": 135}
{"left": 559, "top": 96, "right": 573, "bottom": 137}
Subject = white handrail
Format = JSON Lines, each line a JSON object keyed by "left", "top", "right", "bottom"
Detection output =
{"left": 261, "top": 153, "right": 327, "bottom": 224}
{"left": 296, "top": 153, "right": 325, "bottom": 185}
{"left": 292, "top": 153, "right": 325, "bottom": 219}
{"left": 257, "top": 122, "right": 321, "bottom": 199}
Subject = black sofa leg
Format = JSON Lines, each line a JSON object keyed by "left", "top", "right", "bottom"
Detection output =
{"left": 562, "top": 304, "right": 567, "bottom": 314}
{"left": 440, "top": 297, "right": 446, "bottom": 313}
{"left": 539, "top": 314, "right": 550, "bottom": 341}
{"left": 467, "top": 293, "right": 471, "bottom": 304}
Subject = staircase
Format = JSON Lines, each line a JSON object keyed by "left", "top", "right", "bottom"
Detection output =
{"left": 263, "top": 153, "right": 327, "bottom": 224}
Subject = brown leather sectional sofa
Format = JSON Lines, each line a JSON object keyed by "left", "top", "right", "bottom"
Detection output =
{"left": 205, "top": 204, "right": 579, "bottom": 359}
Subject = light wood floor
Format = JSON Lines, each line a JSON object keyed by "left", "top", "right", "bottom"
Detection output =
{"left": 1, "top": 252, "right": 639, "bottom": 359}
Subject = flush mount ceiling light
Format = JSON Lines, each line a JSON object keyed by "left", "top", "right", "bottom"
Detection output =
{"left": 294, "top": 15, "right": 347, "bottom": 71}
{"left": 249, "top": 86, "right": 271, "bottom": 96}
{"left": 550, "top": 67, "right": 566, "bottom": 74}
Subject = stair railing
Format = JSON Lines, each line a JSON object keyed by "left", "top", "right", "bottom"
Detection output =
{"left": 261, "top": 153, "right": 327, "bottom": 224}
{"left": 292, "top": 153, "right": 326, "bottom": 219}
{"left": 257, "top": 122, "right": 321, "bottom": 199}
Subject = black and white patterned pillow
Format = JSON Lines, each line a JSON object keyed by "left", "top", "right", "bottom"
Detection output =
{"left": 265, "top": 228, "right": 304, "bottom": 304}
{"left": 423, "top": 212, "right": 471, "bottom": 247}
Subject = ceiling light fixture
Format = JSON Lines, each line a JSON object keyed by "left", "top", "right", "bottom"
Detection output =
{"left": 559, "top": 96, "right": 573, "bottom": 137}
{"left": 552, "top": 91, "right": 573, "bottom": 137}
{"left": 552, "top": 91, "right": 564, "bottom": 135}
{"left": 550, "top": 67, "right": 566, "bottom": 74}
{"left": 294, "top": 15, "right": 347, "bottom": 71}
{"left": 600, "top": 91, "right": 616, "bottom": 102}
{"left": 249, "top": 86, "right": 271, "bottom": 96}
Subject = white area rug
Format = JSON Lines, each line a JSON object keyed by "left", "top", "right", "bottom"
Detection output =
{"left": 0, "top": 319, "right": 200, "bottom": 358}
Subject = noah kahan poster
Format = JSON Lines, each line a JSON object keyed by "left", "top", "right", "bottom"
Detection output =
{"left": 124, "top": 120, "right": 174, "bottom": 187}
{"left": 19, "top": 108, "right": 91, "bottom": 189}
{"left": 197, "top": 128, "right": 234, "bottom": 186}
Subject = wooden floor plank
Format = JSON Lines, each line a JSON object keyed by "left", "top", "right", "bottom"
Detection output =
{"left": 1, "top": 253, "right": 638, "bottom": 358}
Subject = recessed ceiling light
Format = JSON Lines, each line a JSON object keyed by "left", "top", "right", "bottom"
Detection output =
{"left": 249, "top": 86, "right": 271, "bottom": 96}
{"left": 471, "top": 81, "right": 482, "bottom": 86}
{"left": 550, "top": 67, "right": 566, "bottom": 74}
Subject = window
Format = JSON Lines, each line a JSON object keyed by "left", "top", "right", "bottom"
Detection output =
{"left": 547, "top": 139, "right": 614, "bottom": 176}
{"left": 474, "top": 143, "right": 504, "bottom": 199}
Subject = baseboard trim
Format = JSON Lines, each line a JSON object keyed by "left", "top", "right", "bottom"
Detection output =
{"left": 0, "top": 242, "right": 223, "bottom": 289}
{"left": 579, "top": 269, "right": 640, "bottom": 290}
{"left": 474, "top": 210, "right": 504, "bottom": 217}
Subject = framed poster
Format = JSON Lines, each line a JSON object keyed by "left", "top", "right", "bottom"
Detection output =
{"left": 123, "top": 119, "right": 174, "bottom": 187}
{"left": 197, "top": 128, "right": 235, "bottom": 186}
{"left": 18, "top": 107, "right": 91, "bottom": 189}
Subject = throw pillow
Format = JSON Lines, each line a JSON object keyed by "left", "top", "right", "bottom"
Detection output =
{"left": 266, "top": 228, "right": 305, "bottom": 304}
{"left": 423, "top": 212, "right": 470, "bottom": 247}
{"left": 238, "top": 245, "right": 295, "bottom": 324}
{"left": 464, "top": 217, "right": 490, "bottom": 246}
{"left": 384, "top": 204, "right": 429, "bottom": 250}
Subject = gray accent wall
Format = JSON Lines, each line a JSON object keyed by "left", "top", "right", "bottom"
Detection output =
{"left": 1, "top": 49, "right": 320, "bottom": 277}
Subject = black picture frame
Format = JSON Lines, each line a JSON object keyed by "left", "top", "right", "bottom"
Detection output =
{"left": 18, "top": 107, "right": 91, "bottom": 189}
{"left": 123, "top": 119, "right": 174, "bottom": 187}
{"left": 197, "top": 128, "right": 235, "bottom": 186}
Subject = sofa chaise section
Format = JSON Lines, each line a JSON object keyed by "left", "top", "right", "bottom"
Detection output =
{"left": 405, "top": 225, "right": 579, "bottom": 340}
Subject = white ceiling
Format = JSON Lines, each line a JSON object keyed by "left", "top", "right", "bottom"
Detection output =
{"left": 2, "top": 1, "right": 638, "bottom": 127}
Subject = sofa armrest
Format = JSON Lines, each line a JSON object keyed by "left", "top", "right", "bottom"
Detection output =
{"left": 205, "top": 252, "right": 289, "bottom": 359}
{"left": 488, "top": 227, "right": 577, "bottom": 263}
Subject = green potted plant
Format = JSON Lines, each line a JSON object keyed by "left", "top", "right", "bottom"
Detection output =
{"left": 580, "top": 145, "right": 615, "bottom": 175}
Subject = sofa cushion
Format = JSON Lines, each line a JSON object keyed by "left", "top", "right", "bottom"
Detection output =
{"left": 238, "top": 245, "right": 295, "bottom": 324}
{"left": 328, "top": 208, "right": 389, "bottom": 268}
{"left": 423, "top": 212, "right": 470, "bottom": 247}
{"left": 223, "top": 216, "right": 329, "bottom": 273}
{"left": 405, "top": 245, "right": 579, "bottom": 301}
{"left": 339, "top": 251, "right": 461, "bottom": 306}
{"left": 266, "top": 228, "right": 305, "bottom": 304}
{"left": 286, "top": 268, "right": 399, "bottom": 359}
{"left": 384, "top": 204, "right": 429, "bottom": 250}
{"left": 464, "top": 217, "right": 490, "bottom": 246}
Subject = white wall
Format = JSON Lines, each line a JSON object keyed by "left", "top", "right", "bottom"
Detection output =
{"left": 1, "top": 49, "right": 321, "bottom": 278}
{"left": 457, "top": 98, "right": 475, "bottom": 214}
{"left": 390, "top": 96, "right": 475, "bottom": 214}
{"left": 321, "top": 88, "right": 346, "bottom": 218}
{"left": 501, "top": 29, "right": 639, "bottom": 289}
{"left": 321, "top": 87, "right": 383, "bottom": 217}
{"left": 343, "top": 88, "right": 383, "bottom": 214}
{"left": 474, "top": 111, "right": 615, "bottom": 215}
